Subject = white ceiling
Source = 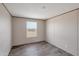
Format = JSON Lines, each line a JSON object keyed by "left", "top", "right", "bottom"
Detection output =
{"left": 4, "top": 3, "right": 79, "bottom": 20}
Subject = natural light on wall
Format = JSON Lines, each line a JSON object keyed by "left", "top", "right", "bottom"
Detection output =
{"left": 26, "top": 21, "right": 37, "bottom": 38}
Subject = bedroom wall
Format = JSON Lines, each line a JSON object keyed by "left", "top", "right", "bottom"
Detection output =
{"left": 12, "top": 17, "right": 46, "bottom": 46}
{"left": 78, "top": 9, "right": 79, "bottom": 56}
{"left": 0, "top": 4, "right": 12, "bottom": 56}
{"left": 46, "top": 9, "right": 78, "bottom": 55}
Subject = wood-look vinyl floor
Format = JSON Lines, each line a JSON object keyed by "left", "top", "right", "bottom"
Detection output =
{"left": 9, "top": 41, "right": 72, "bottom": 56}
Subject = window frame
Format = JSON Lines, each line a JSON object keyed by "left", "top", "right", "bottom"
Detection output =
{"left": 26, "top": 21, "right": 38, "bottom": 38}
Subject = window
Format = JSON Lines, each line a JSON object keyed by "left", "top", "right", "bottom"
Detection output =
{"left": 26, "top": 21, "right": 37, "bottom": 38}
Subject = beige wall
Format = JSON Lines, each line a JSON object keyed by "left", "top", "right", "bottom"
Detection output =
{"left": 0, "top": 4, "right": 12, "bottom": 56}
{"left": 12, "top": 17, "right": 46, "bottom": 46}
{"left": 46, "top": 10, "right": 78, "bottom": 55}
{"left": 78, "top": 9, "right": 79, "bottom": 56}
